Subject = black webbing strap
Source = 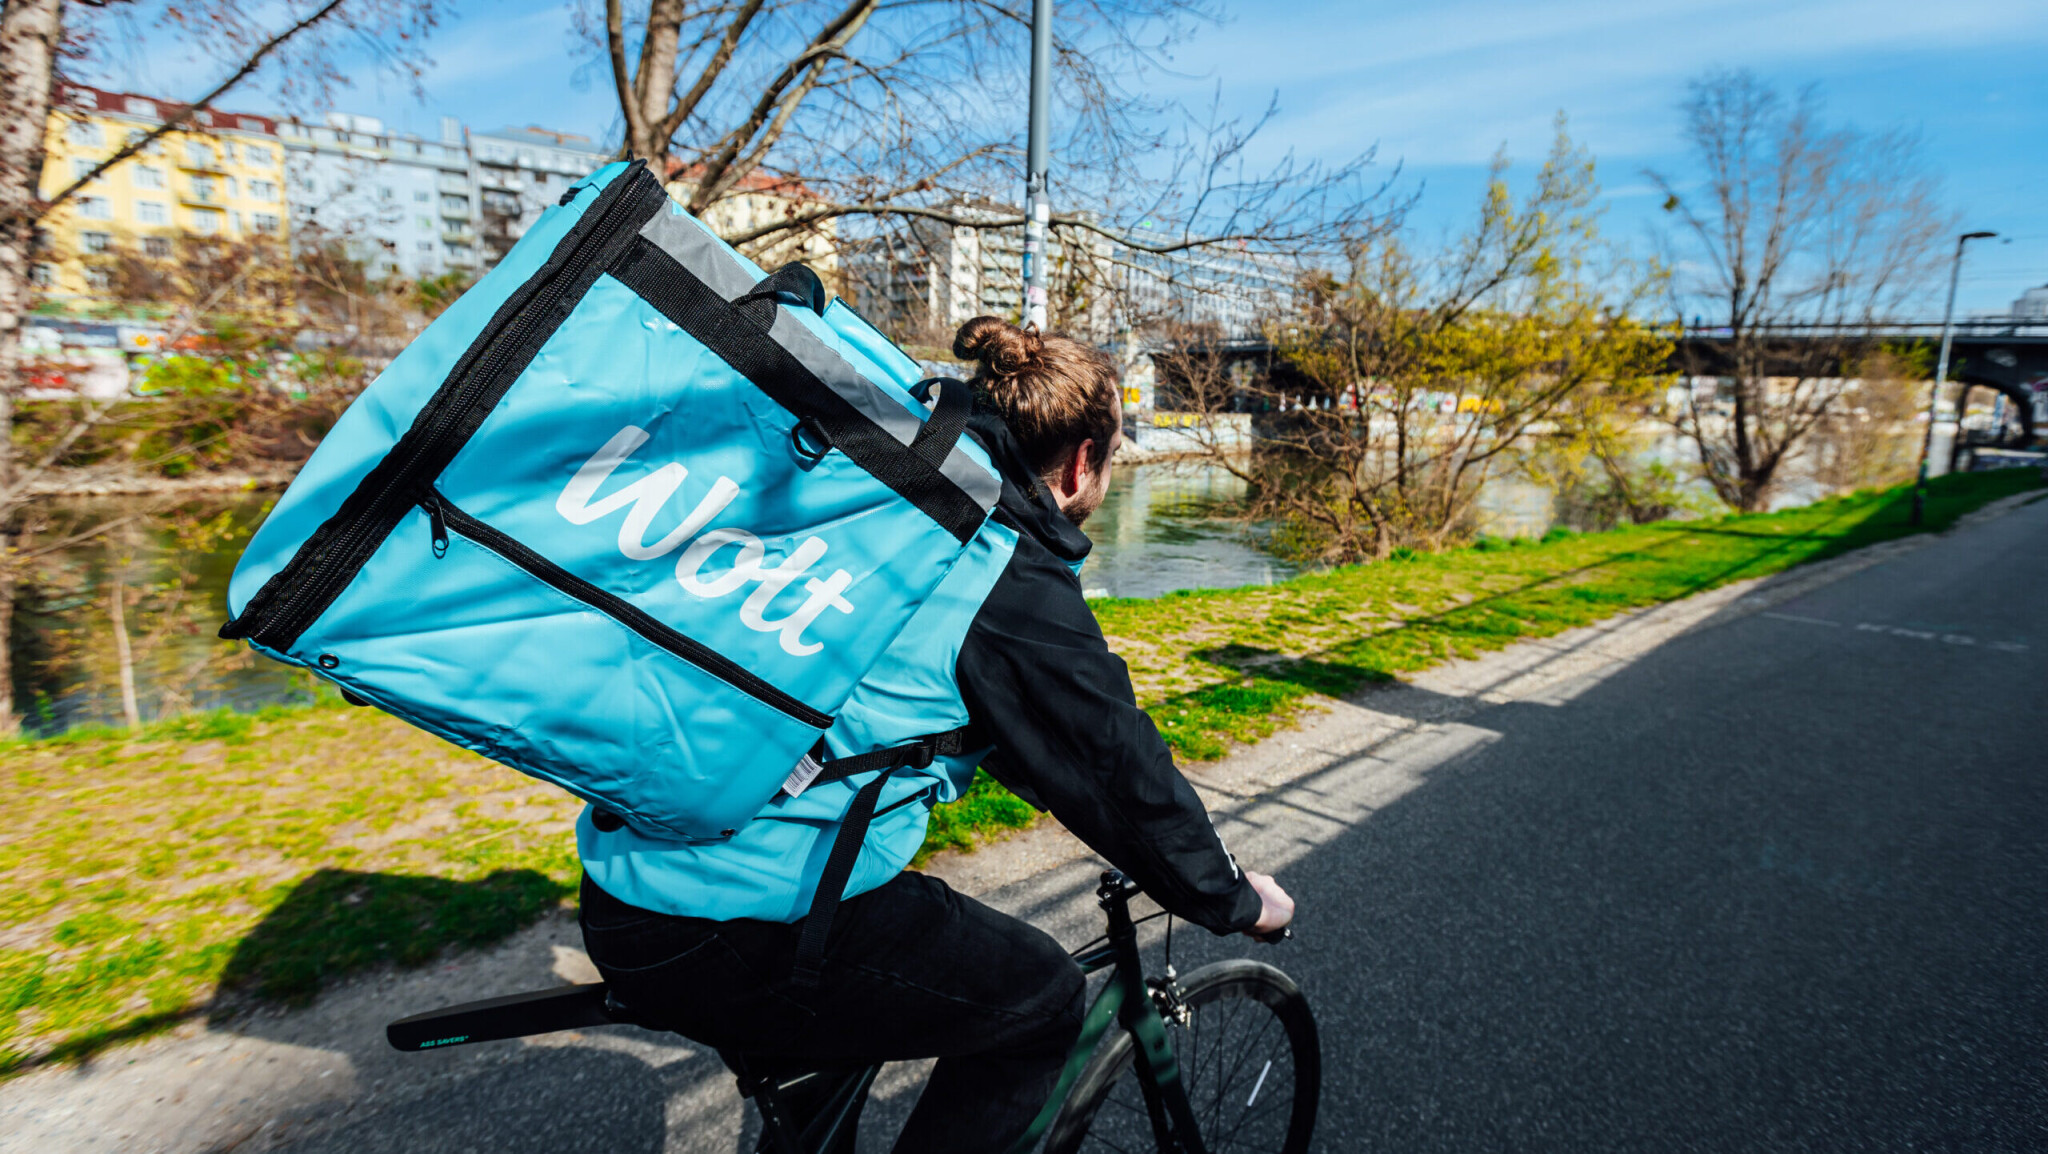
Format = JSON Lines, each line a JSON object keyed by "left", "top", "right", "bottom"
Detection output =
{"left": 736, "top": 262, "right": 829, "bottom": 318}
{"left": 607, "top": 237, "right": 985, "bottom": 543}
{"left": 788, "top": 728, "right": 968, "bottom": 989}
{"left": 909, "top": 377, "right": 972, "bottom": 471}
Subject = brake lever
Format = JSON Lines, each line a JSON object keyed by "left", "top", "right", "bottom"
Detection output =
{"left": 1250, "top": 926, "right": 1293, "bottom": 945}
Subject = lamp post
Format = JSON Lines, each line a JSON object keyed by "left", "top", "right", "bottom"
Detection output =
{"left": 1021, "top": 0, "right": 1052, "bottom": 331}
{"left": 1910, "top": 230, "right": 1997, "bottom": 526}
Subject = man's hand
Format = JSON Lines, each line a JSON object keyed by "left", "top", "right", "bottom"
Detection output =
{"left": 1246, "top": 870, "right": 1295, "bottom": 939}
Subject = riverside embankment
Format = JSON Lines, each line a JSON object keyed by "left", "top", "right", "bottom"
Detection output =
{"left": 1, "top": 467, "right": 2039, "bottom": 1082}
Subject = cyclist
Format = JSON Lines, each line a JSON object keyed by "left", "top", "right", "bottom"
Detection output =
{"left": 577, "top": 316, "right": 1296, "bottom": 1152}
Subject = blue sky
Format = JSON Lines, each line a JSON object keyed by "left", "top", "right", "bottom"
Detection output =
{"left": 91, "top": 0, "right": 2047, "bottom": 315}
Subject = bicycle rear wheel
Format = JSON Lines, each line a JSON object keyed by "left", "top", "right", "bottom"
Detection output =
{"left": 1045, "top": 958, "right": 1319, "bottom": 1154}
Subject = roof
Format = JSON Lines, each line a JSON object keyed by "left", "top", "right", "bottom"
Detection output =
{"left": 56, "top": 82, "right": 279, "bottom": 137}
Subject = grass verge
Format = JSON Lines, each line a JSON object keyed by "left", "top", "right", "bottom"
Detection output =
{"left": 1, "top": 468, "right": 2037, "bottom": 1076}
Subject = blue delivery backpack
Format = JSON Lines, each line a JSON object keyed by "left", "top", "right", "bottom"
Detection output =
{"left": 221, "top": 159, "right": 1000, "bottom": 852}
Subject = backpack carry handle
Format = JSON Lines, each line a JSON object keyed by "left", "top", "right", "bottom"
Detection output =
{"left": 735, "top": 262, "right": 829, "bottom": 318}
{"left": 909, "top": 376, "right": 972, "bottom": 469}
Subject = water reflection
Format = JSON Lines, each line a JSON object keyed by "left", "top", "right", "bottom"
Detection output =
{"left": 1080, "top": 462, "right": 1296, "bottom": 599}
{"left": 9, "top": 495, "right": 311, "bottom": 734}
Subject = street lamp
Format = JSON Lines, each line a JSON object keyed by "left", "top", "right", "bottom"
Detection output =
{"left": 1021, "top": 0, "right": 1052, "bottom": 331}
{"left": 1910, "top": 230, "right": 1997, "bottom": 526}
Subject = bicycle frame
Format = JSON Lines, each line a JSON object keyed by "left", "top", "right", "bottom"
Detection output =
{"left": 1003, "top": 871, "right": 1209, "bottom": 1154}
{"left": 746, "top": 871, "right": 1208, "bottom": 1154}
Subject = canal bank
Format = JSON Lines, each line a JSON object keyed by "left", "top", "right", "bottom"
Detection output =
{"left": 2, "top": 467, "right": 2038, "bottom": 1082}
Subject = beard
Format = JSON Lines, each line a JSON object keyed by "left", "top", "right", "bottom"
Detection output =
{"left": 1061, "top": 476, "right": 1108, "bottom": 527}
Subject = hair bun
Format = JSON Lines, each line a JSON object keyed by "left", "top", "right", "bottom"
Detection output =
{"left": 953, "top": 315, "right": 1042, "bottom": 379}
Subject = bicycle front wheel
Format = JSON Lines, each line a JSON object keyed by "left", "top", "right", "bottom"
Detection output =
{"left": 1045, "top": 958, "right": 1320, "bottom": 1154}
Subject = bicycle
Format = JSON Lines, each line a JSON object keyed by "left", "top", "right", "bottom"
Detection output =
{"left": 387, "top": 870, "right": 1320, "bottom": 1153}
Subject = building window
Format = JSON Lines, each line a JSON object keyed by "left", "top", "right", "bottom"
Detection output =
{"left": 133, "top": 164, "right": 165, "bottom": 189}
{"left": 125, "top": 98, "right": 156, "bottom": 118}
{"left": 223, "top": 176, "right": 239, "bottom": 198}
{"left": 379, "top": 186, "right": 394, "bottom": 199}
{"left": 192, "top": 209, "right": 221, "bottom": 234}
{"left": 249, "top": 179, "right": 276, "bottom": 201}
{"left": 84, "top": 266, "right": 112, "bottom": 291}
{"left": 441, "top": 194, "right": 468, "bottom": 211}
{"left": 75, "top": 195, "right": 112, "bottom": 220}
{"left": 65, "top": 120, "right": 101, "bottom": 146}
{"left": 239, "top": 117, "right": 264, "bottom": 132}
{"left": 30, "top": 263, "right": 54, "bottom": 287}
{"left": 143, "top": 236, "right": 171, "bottom": 260}
{"left": 417, "top": 215, "right": 432, "bottom": 230}
{"left": 230, "top": 210, "right": 244, "bottom": 232}
{"left": 299, "top": 176, "right": 317, "bottom": 193}
{"left": 135, "top": 200, "right": 167, "bottom": 225}
{"left": 221, "top": 141, "right": 238, "bottom": 164}
{"left": 414, "top": 189, "right": 429, "bottom": 202}
{"left": 81, "top": 230, "right": 112, "bottom": 254}
{"left": 70, "top": 158, "right": 101, "bottom": 183}
{"left": 185, "top": 141, "right": 213, "bottom": 168}
{"left": 246, "top": 145, "right": 272, "bottom": 165}
{"left": 190, "top": 176, "right": 217, "bottom": 202}
{"left": 253, "top": 213, "right": 279, "bottom": 233}
{"left": 418, "top": 240, "right": 433, "bottom": 251}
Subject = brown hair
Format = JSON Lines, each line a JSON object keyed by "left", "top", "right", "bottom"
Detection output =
{"left": 952, "top": 316, "right": 1121, "bottom": 484}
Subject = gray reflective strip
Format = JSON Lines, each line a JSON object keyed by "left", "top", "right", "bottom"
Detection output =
{"left": 636, "top": 206, "right": 1001, "bottom": 513}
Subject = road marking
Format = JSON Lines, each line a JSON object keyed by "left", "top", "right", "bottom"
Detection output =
{"left": 1763, "top": 612, "right": 1838, "bottom": 627}
{"left": 1763, "top": 612, "right": 2028, "bottom": 651}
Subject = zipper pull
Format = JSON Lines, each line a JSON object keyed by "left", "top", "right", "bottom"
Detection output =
{"left": 421, "top": 492, "right": 449, "bottom": 558}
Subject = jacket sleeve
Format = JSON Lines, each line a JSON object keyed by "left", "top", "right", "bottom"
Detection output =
{"left": 955, "top": 534, "right": 1264, "bottom": 935}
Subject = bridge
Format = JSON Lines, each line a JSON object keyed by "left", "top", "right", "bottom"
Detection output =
{"left": 1150, "top": 321, "right": 2048, "bottom": 451}
{"left": 1674, "top": 323, "right": 2048, "bottom": 445}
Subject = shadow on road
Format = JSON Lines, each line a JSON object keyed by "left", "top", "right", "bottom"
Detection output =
{"left": 1239, "top": 504, "right": 2048, "bottom": 1149}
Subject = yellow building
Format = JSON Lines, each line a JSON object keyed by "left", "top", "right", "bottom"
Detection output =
{"left": 35, "top": 83, "right": 290, "bottom": 306}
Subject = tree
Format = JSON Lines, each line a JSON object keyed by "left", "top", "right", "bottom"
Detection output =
{"left": 1167, "top": 121, "right": 1672, "bottom": 562}
{"left": 1648, "top": 70, "right": 1951, "bottom": 512}
{"left": 0, "top": 0, "right": 442, "bottom": 733}
{"left": 588, "top": 0, "right": 1385, "bottom": 282}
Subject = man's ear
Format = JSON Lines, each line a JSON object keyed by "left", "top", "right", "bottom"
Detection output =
{"left": 1061, "top": 439, "right": 1098, "bottom": 499}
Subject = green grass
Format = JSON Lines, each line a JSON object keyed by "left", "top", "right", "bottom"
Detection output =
{"left": 0, "top": 467, "right": 2035, "bottom": 1077}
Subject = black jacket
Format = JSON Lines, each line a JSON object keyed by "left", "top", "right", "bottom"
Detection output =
{"left": 954, "top": 413, "right": 1263, "bottom": 935}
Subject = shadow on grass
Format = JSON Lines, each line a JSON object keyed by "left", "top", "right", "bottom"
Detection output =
{"left": 213, "top": 868, "right": 574, "bottom": 1010}
{"left": 3, "top": 868, "right": 574, "bottom": 1079}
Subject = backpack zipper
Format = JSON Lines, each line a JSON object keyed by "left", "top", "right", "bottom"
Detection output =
{"left": 226, "top": 163, "right": 664, "bottom": 650}
{"left": 419, "top": 490, "right": 831, "bottom": 730}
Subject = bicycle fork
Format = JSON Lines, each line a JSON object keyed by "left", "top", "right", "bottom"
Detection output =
{"left": 1100, "top": 875, "right": 1210, "bottom": 1154}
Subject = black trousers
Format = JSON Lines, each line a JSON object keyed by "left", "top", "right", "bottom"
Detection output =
{"left": 578, "top": 871, "right": 1087, "bottom": 1153}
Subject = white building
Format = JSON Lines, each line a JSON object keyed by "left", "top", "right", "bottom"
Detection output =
{"left": 845, "top": 205, "right": 1296, "bottom": 347}
{"left": 470, "top": 126, "right": 611, "bottom": 266}
{"left": 279, "top": 113, "right": 478, "bottom": 279}
{"left": 2013, "top": 286, "right": 2048, "bottom": 321}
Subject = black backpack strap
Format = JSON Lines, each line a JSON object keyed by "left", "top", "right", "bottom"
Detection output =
{"left": 908, "top": 377, "right": 972, "bottom": 470}
{"left": 735, "top": 261, "right": 829, "bottom": 320}
{"left": 788, "top": 728, "right": 969, "bottom": 989}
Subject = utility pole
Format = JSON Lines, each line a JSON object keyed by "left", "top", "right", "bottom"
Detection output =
{"left": 1021, "top": 0, "right": 1052, "bottom": 331}
{"left": 1910, "top": 230, "right": 1996, "bottom": 525}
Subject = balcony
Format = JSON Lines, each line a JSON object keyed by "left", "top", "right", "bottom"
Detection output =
{"left": 439, "top": 203, "right": 472, "bottom": 221}
{"left": 437, "top": 175, "right": 473, "bottom": 195}
{"left": 178, "top": 188, "right": 225, "bottom": 208}
{"left": 441, "top": 227, "right": 477, "bottom": 245}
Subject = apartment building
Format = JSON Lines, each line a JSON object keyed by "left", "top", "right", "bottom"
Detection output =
{"left": 471, "top": 126, "right": 611, "bottom": 265}
{"left": 843, "top": 204, "right": 1290, "bottom": 347}
{"left": 35, "top": 83, "right": 288, "bottom": 302}
{"left": 280, "top": 113, "right": 479, "bottom": 279}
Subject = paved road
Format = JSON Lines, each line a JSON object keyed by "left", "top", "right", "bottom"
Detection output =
{"left": 1255, "top": 491, "right": 2048, "bottom": 1151}
{"left": 8, "top": 493, "right": 2044, "bottom": 1152}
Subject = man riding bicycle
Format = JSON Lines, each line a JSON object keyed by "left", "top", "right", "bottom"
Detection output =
{"left": 577, "top": 316, "right": 1296, "bottom": 1152}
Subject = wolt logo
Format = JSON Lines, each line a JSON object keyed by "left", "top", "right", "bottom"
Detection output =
{"left": 555, "top": 425, "right": 854, "bottom": 657}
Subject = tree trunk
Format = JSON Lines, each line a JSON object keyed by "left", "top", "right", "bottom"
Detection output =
{"left": 0, "top": 0, "right": 62, "bottom": 737}
{"left": 109, "top": 573, "right": 141, "bottom": 730}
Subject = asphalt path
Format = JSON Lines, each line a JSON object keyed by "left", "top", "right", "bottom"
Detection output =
{"left": 7, "top": 492, "right": 2043, "bottom": 1152}
{"left": 1255, "top": 491, "right": 2048, "bottom": 1150}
